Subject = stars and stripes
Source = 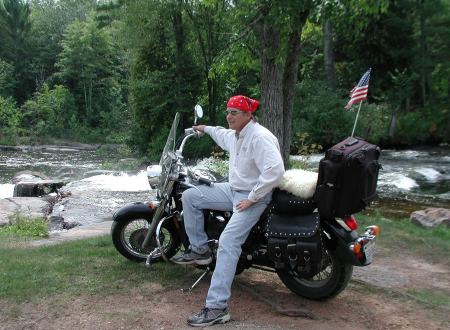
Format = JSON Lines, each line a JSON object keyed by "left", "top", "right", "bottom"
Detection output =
{"left": 345, "top": 68, "right": 371, "bottom": 110}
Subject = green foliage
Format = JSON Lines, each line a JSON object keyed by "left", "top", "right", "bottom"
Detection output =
{"left": 0, "top": 0, "right": 34, "bottom": 102}
{"left": 292, "top": 132, "right": 323, "bottom": 156}
{"left": 196, "top": 155, "right": 229, "bottom": 177}
{"left": 293, "top": 80, "right": 353, "bottom": 147}
{"left": 0, "top": 58, "right": 15, "bottom": 97}
{"left": 0, "top": 96, "right": 22, "bottom": 143}
{"left": 124, "top": 0, "right": 202, "bottom": 156}
{"left": 0, "top": 0, "right": 449, "bottom": 150}
{"left": 351, "top": 103, "right": 391, "bottom": 143}
{"left": 29, "top": 0, "right": 99, "bottom": 86}
{"left": 395, "top": 107, "right": 448, "bottom": 144}
{"left": 20, "top": 84, "right": 77, "bottom": 137}
{"left": 55, "top": 17, "right": 121, "bottom": 127}
{"left": 0, "top": 214, "right": 48, "bottom": 238}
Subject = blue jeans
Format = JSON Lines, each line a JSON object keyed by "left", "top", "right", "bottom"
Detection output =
{"left": 182, "top": 182, "right": 271, "bottom": 309}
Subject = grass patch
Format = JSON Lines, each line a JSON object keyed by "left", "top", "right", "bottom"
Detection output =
{"left": 0, "top": 235, "right": 190, "bottom": 302}
{"left": 357, "top": 212, "right": 450, "bottom": 263}
{"left": 0, "top": 215, "right": 48, "bottom": 239}
{"left": 407, "top": 288, "right": 450, "bottom": 309}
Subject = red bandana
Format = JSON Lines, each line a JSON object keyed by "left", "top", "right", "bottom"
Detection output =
{"left": 226, "top": 95, "right": 259, "bottom": 113}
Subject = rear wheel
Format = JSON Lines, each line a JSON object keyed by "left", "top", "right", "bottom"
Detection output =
{"left": 111, "top": 217, "right": 180, "bottom": 262}
{"left": 276, "top": 247, "right": 353, "bottom": 300}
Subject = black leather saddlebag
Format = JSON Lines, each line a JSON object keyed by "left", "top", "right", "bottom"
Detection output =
{"left": 315, "top": 136, "right": 381, "bottom": 218}
{"left": 271, "top": 188, "right": 317, "bottom": 215}
{"left": 266, "top": 211, "right": 322, "bottom": 277}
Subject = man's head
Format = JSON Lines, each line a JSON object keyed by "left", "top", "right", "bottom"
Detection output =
{"left": 225, "top": 95, "right": 259, "bottom": 133}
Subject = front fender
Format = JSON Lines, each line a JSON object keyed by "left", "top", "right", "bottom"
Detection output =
{"left": 112, "top": 202, "right": 155, "bottom": 222}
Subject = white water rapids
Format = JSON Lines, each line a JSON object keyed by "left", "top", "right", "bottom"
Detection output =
{"left": 1, "top": 147, "right": 449, "bottom": 225}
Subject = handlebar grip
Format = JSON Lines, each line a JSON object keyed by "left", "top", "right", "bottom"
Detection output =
{"left": 198, "top": 177, "right": 213, "bottom": 186}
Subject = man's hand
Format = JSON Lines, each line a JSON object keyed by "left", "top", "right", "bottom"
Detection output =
{"left": 236, "top": 199, "right": 255, "bottom": 212}
{"left": 193, "top": 125, "right": 206, "bottom": 132}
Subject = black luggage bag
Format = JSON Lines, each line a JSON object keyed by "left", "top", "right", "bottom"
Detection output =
{"left": 315, "top": 136, "right": 381, "bottom": 218}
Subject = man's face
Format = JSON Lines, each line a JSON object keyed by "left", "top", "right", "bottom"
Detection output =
{"left": 226, "top": 108, "right": 252, "bottom": 133}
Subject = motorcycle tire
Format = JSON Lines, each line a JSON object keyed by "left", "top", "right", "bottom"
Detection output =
{"left": 276, "top": 247, "right": 353, "bottom": 300}
{"left": 111, "top": 216, "right": 180, "bottom": 263}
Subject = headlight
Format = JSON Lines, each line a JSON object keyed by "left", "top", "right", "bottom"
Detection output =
{"left": 147, "top": 165, "right": 162, "bottom": 189}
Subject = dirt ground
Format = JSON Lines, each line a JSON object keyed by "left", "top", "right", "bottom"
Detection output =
{"left": 1, "top": 244, "right": 449, "bottom": 330}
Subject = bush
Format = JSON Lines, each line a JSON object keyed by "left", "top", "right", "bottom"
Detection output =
{"left": 0, "top": 59, "right": 16, "bottom": 97}
{"left": 293, "top": 80, "right": 354, "bottom": 148}
{"left": 350, "top": 103, "right": 391, "bottom": 143}
{"left": 0, "top": 214, "right": 48, "bottom": 238}
{"left": 395, "top": 106, "right": 449, "bottom": 144}
{"left": 293, "top": 80, "right": 392, "bottom": 147}
{"left": 0, "top": 96, "right": 22, "bottom": 143}
{"left": 21, "top": 84, "right": 77, "bottom": 138}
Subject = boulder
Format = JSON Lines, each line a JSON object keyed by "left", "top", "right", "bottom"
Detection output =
{"left": 12, "top": 170, "right": 50, "bottom": 184}
{"left": 410, "top": 208, "right": 450, "bottom": 228}
{"left": 13, "top": 180, "right": 67, "bottom": 197}
{"left": 48, "top": 215, "right": 81, "bottom": 231}
{"left": 0, "top": 197, "right": 52, "bottom": 227}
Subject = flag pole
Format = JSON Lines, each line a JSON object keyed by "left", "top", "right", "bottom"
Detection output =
{"left": 351, "top": 101, "right": 363, "bottom": 137}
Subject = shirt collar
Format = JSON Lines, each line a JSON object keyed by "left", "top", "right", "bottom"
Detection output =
{"left": 236, "top": 120, "right": 255, "bottom": 139}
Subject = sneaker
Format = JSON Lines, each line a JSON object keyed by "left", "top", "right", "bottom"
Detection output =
{"left": 171, "top": 249, "right": 212, "bottom": 265}
{"left": 187, "top": 307, "right": 230, "bottom": 327}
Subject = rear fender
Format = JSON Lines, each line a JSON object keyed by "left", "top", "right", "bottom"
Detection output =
{"left": 112, "top": 202, "right": 155, "bottom": 222}
{"left": 321, "top": 219, "right": 362, "bottom": 265}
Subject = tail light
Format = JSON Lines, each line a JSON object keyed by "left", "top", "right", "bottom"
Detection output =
{"left": 337, "top": 215, "right": 359, "bottom": 231}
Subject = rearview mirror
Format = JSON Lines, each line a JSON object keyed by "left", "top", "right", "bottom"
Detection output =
{"left": 194, "top": 104, "right": 203, "bottom": 125}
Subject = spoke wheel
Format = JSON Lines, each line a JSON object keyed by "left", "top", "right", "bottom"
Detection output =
{"left": 276, "top": 247, "right": 353, "bottom": 300}
{"left": 112, "top": 217, "right": 180, "bottom": 262}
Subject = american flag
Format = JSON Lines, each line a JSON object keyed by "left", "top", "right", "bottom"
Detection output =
{"left": 345, "top": 68, "right": 371, "bottom": 110}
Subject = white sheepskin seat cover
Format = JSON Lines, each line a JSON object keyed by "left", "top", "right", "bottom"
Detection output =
{"left": 277, "top": 169, "right": 318, "bottom": 199}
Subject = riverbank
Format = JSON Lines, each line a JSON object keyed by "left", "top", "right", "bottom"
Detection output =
{"left": 0, "top": 142, "right": 101, "bottom": 152}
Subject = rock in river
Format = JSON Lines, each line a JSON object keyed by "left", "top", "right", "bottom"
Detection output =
{"left": 13, "top": 180, "right": 67, "bottom": 197}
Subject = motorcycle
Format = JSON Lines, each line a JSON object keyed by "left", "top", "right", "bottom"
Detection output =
{"left": 111, "top": 106, "right": 379, "bottom": 299}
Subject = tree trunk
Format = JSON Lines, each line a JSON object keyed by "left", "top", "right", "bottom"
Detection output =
{"left": 281, "top": 20, "right": 305, "bottom": 165}
{"left": 259, "top": 8, "right": 308, "bottom": 166}
{"left": 388, "top": 108, "right": 398, "bottom": 138}
{"left": 83, "top": 80, "right": 88, "bottom": 119}
{"left": 323, "top": 19, "right": 336, "bottom": 92}
{"left": 260, "top": 24, "right": 285, "bottom": 158}
{"left": 418, "top": 0, "right": 430, "bottom": 107}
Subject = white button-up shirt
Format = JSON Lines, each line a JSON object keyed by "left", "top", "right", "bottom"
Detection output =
{"left": 204, "top": 120, "right": 285, "bottom": 202}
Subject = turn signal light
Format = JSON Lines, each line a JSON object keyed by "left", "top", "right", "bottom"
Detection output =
{"left": 371, "top": 225, "right": 380, "bottom": 236}
{"left": 364, "top": 225, "right": 380, "bottom": 237}
{"left": 352, "top": 242, "right": 362, "bottom": 253}
{"left": 344, "top": 215, "right": 359, "bottom": 231}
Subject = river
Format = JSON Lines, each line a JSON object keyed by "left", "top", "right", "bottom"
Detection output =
{"left": 0, "top": 146, "right": 449, "bottom": 227}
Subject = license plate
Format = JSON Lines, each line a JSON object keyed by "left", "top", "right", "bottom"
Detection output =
{"left": 363, "top": 239, "right": 376, "bottom": 263}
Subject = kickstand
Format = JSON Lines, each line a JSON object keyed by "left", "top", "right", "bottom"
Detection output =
{"left": 181, "top": 266, "right": 211, "bottom": 293}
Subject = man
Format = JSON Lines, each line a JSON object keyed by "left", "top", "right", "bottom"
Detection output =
{"left": 172, "top": 95, "right": 285, "bottom": 327}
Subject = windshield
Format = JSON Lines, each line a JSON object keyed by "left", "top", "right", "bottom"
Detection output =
{"left": 158, "top": 113, "right": 180, "bottom": 191}
{"left": 160, "top": 113, "right": 180, "bottom": 166}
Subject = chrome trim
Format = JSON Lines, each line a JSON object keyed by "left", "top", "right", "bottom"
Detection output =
{"left": 155, "top": 215, "right": 174, "bottom": 263}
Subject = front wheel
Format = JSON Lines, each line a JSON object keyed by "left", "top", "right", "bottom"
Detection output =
{"left": 276, "top": 247, "right": 353, "bottom": 300}
{"left": 111, "top": 216, "right": 180, "bottom": 262}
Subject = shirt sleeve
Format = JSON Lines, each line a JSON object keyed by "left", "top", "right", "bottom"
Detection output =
{"left": 247, "top": 135, "right": 285, "bottom": 202}
{"left": 204, "top": 126, "right": 232, "bottom": 152}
